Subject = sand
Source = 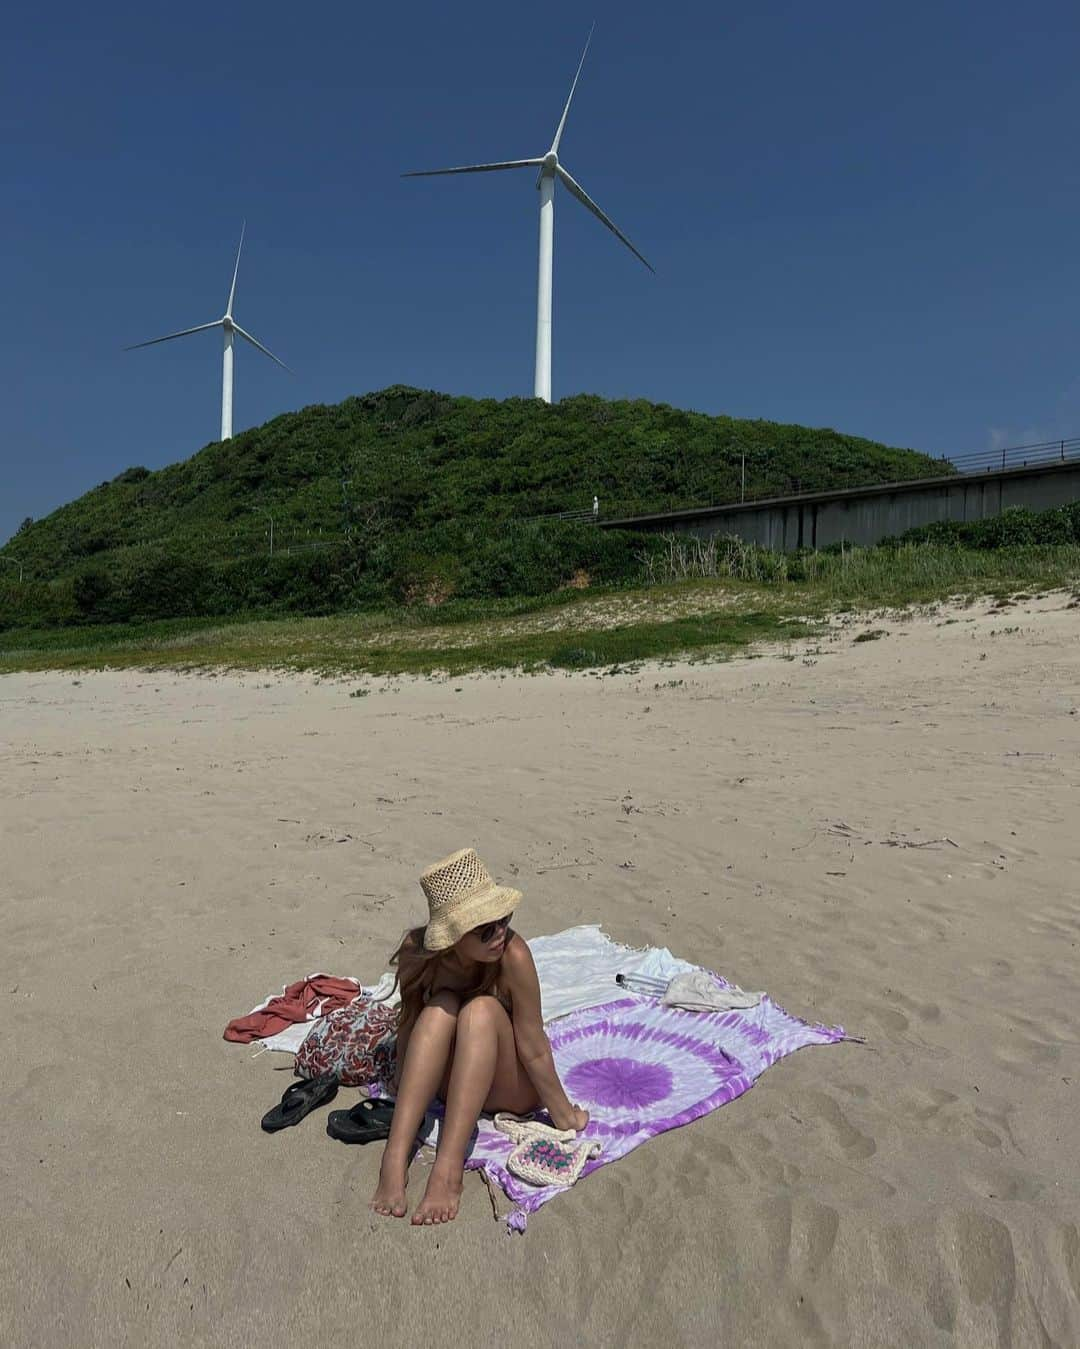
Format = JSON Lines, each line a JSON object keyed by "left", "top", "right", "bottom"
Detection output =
{"left": 2, "top": 594, "right": 1078, "bottom": 1347}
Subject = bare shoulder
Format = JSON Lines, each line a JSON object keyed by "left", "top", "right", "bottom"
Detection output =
{"left": 500, "top": 932, "right": 537, "bottom": 984}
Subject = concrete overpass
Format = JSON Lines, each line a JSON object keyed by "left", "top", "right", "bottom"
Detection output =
{"left": 599, "top": 455, "right": 1080, "bottom": 552}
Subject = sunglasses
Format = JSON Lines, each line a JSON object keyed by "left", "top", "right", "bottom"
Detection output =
{"left": 472, "top": 914, "right": 512, "bottom": 944}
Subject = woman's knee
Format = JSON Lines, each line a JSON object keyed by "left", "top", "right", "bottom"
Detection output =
{"left": 456, "top": 994, "right": 504, "bottom": 1036}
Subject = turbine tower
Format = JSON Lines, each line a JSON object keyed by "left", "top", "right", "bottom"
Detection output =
{"left": 125, "top": 224, "right": 290, "bottom": 440}
{"left": 403, "top": 26, "right": 652, "bottom": 403}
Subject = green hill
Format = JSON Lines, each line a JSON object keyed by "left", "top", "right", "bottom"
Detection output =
{"left": 0, "top": 386, "right": 949, "bottom": 628}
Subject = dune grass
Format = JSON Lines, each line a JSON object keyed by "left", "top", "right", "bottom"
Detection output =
{"left": 0, "top": 601, "right": 810, "bottom": 677}
{"left": 1, "top": 544, "right": 1076, "bottom": 678}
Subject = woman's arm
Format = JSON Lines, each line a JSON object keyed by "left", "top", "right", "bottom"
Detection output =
{"left": 501, "top": 937, "right": 588, "bottom": 1132}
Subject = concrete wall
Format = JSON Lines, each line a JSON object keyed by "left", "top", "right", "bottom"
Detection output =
{"left": 602, "top": 460, "right": 1080, "bottom": 551}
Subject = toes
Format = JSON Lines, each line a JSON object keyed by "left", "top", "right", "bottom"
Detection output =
{"left": 408, "top": 1189, "right": 459, "bottom": 1226}
{"left": 372, "top": 1193, "right": 408, "bottom": 1219}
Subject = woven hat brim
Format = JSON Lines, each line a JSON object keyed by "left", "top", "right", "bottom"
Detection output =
{"left": 422, "top": 884, "right": 523, "bottom": 952}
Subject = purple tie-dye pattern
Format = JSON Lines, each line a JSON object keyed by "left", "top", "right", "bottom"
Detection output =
{"left": 372, "top": 983, "right": 844, "bottom": 1233}
{"left": 565, "top": 1056, "right": 673, "bottom": 1110}
{"left": 719, "top": 1013, "right": 773, "bottom": 1049}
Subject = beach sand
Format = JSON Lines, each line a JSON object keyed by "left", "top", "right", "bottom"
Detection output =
{"left": 2, "top": 594, "right": 1078, "bottom": 1347}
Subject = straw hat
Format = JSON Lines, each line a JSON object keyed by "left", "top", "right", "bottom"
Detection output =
{"left": 420, "top": 848, "right": 522, "bottom": 952}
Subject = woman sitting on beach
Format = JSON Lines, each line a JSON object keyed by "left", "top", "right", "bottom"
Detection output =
{"left": 371, "top": 848, "right": 588, "bottom": 1225}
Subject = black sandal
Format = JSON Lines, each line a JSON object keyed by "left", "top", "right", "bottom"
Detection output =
{"left": 326, "top": 1096, "right": 396, "bottom": 1144}
{"left": 261, "top": 1075, "right": 339, "bottom": 1132}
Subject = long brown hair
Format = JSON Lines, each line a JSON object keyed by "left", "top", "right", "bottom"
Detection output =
{"left": 390, "top": 925, "right": 502, "bottom": 1040}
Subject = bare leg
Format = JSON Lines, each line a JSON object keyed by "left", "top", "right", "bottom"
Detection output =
{"left": 413, "top": 996, "right": 538, "bottom": 1225}
{"left": 370, "top": 991, "right": 459, "bottom": 1219}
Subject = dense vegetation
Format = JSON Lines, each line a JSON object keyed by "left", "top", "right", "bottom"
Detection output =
{"left": 0, "top": 385, "right": 949, "bottom": 630}
{"left": 890, "top": 501, "right": 1080, "bottom": 548}
{"left": 3, "top": 543, "right": 1077, "bottom": 677}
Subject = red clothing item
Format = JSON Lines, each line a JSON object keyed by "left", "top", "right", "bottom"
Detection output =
{"left": 224, "top": 974, "right": 361, "bottom": 1043}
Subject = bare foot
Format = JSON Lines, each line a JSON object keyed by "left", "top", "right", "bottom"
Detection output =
{"left": 411, "top": 1167, "right": 463, "bottom": 1225}
{"left": 370, "top": 1155, "right": 409, "bottom": 1219}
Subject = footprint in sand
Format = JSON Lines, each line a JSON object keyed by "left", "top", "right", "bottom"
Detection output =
{"left": 969, "top": 956, "right": 1014, "bottom": 978}
{"left": 870, "top": 1220, "right": 959, "bottom": 1333}
{"left": 898, "top": 1085, "right": 1005, "bottom": 1149}
{"left": 889, "top": 989, "right": 942, "bottom": 1022}
{"left": 936, "top": 1210, "right": 1018, "bottom": 1345}
{"left": 688, "top": 1137, "right": 747, "bottom": 1183}
{"left": 961, "top": 1157, "right": 1044, "bottom": 1203}
{"left": 796, "top": 1089, "right": 877, "bottom": 1160}
{"left": 1059, "top": 1223, "right": 1080, "bottom": 1303}
{"left": 992, "top": 1036, "right": 1063, "bottom": 1071}
{"left": 989, "top": 1003, "right": 1080, "bottom": 1073}
{"left": 868, "top": 1004, "right": 910, "bottom": 1034}
{"left": 1005, "top": 1008, "right": 1080, "bottom": 1047}
{"left": 832, "top": 1080, "right": 870, "bottom": 1101}
{"left": 718, "top": 1129, "right": 803, "bottom": 1188}
{"left": 756, "top": 1193, "right": 841, "bottom": 1282}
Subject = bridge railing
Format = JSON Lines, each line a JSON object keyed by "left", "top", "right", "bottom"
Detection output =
{"left": 598, "top": 434, "right": 1080, "bottom": 523}
{"left": 519, "top": 507, "right": 597, "bottom": 525}
{"left": 940, "top": 436, "right": 1080, "bottom": 476}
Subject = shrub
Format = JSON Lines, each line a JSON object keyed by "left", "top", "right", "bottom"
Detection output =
{"left": 0, "top": 578, "right": 76, "bottom": 631}
{"left": 73, "top": 569, "right": 116, "bottom": 620}
{"left": 891, "top": 502, "right": 1080, "bottom": 549}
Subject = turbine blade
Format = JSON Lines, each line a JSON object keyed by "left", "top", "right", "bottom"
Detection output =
{"left": 226, "top": 220, "right": 246, "bottom": 316}
{"left": 402, "top": 158, "right": 543, "bottom": 178}
{"left": 551, "top": 21, "right": 595, "bottom": 155}
{"left": 123, "top": 320, "right": 223, "bottom": 351}
{"left": 233, "top": 323, "right": 291, "bottom": 372}
{"left": 556, "top": 165, "right": 654, "bottom": 272}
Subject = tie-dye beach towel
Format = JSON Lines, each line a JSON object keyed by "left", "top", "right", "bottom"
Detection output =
{"left": 403, "top": 987, "right": 845, "bottom": 1232}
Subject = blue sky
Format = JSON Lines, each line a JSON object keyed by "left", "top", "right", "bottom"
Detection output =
{"left": 3, "top": 0, "right": 1078, "bottom": 543}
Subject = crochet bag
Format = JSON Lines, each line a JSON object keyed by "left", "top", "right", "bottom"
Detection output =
{"left": 294, "top": 996, "right": 397, "bottom": 1086}
{"left": 494, "top": 1113, "right": 602, "bottom": 1189}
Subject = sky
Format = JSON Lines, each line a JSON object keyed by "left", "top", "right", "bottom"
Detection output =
{"left": 2, "top": 0, "right": 1079, "bottom": 543}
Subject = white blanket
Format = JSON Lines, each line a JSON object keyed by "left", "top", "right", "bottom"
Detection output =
{"left": 251, "top": 925, "right": 694, "bottom": 1055}
{"left": 529, "top": 925, "right": 694, "bottom": 1023}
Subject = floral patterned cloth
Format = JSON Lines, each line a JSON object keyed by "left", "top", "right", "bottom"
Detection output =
{"left": 293, "top": 997, "right": 397, "bottom": 1086}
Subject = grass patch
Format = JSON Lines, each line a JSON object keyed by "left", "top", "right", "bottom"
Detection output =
{"left": 0, "top": 603, "right": 812, "bottom": 677}
{"left": 792, "top": 543, "right": 1080, "bottom": 606}
{"left": 1, "top": 543, "right": 1076, "bottom": 678}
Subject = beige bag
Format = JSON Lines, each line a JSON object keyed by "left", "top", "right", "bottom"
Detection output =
{"left": 494, "top": 1113, "right": 602, "bottom": 1189}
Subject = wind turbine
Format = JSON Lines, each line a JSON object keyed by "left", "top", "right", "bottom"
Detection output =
{"left": 403, "top": 25, "right": 653, "bottom": 403}
{"left": 125, "top": 224, "right": 290, "bottom": 441}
